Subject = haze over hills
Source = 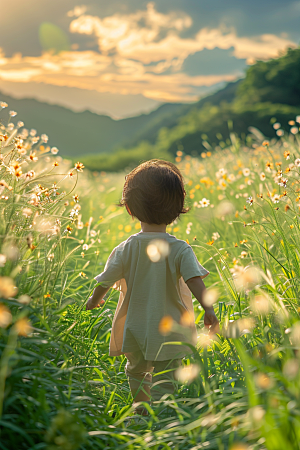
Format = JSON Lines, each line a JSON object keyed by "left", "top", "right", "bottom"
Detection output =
{"left": 0, "top": 81, "right": 239, "bottom": 157}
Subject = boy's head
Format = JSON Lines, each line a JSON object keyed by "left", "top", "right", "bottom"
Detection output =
{"left": 119, "top": 159, "right": 188, "bottom": 225}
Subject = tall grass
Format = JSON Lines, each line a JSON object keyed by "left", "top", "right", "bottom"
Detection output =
{"left": 0, "top": 107, "right": 300, "bottom": 450}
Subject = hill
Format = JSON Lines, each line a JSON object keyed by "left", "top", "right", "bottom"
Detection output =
{"left": 0, "top": 80, "right": 238, "bottom": 158}
{"left": 79, "top": 47, "right": 300, "bottom": 171}
{"left": 0, "top": 93, "right": 188, "bottom": 156}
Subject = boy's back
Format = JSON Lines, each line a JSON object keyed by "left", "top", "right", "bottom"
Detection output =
{"left": 95, "top": 231, "right": 209, "bottom": 361}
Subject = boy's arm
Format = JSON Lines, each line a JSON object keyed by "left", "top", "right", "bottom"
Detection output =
{"left": 86, "top": 284, "right": 110, "bottom": 310}
{"left": 186, "top": 276, "right": 220, "bottom": 333}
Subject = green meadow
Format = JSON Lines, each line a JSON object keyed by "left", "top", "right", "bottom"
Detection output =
{"left": 0, "top": 107, "right": 300, "bottom": 450}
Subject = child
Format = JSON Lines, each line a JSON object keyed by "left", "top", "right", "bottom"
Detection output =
{"left": 86, "top": 159, "right": 219, "bottom": 414}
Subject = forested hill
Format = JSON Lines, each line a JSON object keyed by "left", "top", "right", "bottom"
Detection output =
{"left": 79, "top": 47, "right": 300, "bottom": 171}
{"left": 0, "top": 93, "right": 186, "bottom": 156}
{"left": 0, "top": 81, "right": 237, "bottom": 157}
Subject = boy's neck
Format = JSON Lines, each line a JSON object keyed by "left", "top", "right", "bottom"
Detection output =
{"left": 140, "top": 222, "right": 167, "bottom": 233}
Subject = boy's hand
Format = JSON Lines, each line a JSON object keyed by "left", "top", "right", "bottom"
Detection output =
{"left": 85, "top": 285, "right": 109, "bottom": 311}
{"left": 204, "top": 308, "right": 220, "bottom": 334}
{"left": 86, "top": 296, "right": 105, "bottom": 310}
{"left": 86, "top": 296, "right": 99, "bottom": 310}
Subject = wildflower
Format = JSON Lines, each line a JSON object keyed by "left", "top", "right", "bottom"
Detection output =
{"left": 0, "top": 102, "right": 8, "bottom": 108}
{"left": 203, "top": 288, "right": 219, "bottom": 308}
{"left": 41, "top": 134, "right": 48, "bottom": 143}
{"left": 278, "top": 177, "right": 288, "bottom": 187}
{"left": 260, "top": 172, "right": 266, "bottom": 181}
{"left": 262, "top": 140, "right": 269, "bottom": 146}
{"left": 82, "top": 244, "right": 89, "bottom": 251}
{"left": 74, "top": 161, "right": 84, "bottom": 172}
{"left": 17, "top": 121, "right": 24, "bottom": 128}
{"left": 51, "top": 147, "right": 59, "bottom": 155}
{"left": 0, "top": 304, "right": 12, "bottom": 328}
{"left": 90, "top": 230, "right": 97, "bottom": 237}
{"left": 47, "top": 254, "right": 54, "bottom": 261}
{"left": 276, "top": 129, "right": 284, "bottom": 136}
{"left": 79, "top": 272, "right": 87, "bottom": 278}
{"left": 291, "top": 126, "right": 298, "bottom": 135}
{"left": 240, "top": 251, "right": 247, "bottom": 258}
{"left": 242, "top": 168, "right": 250, "bottom": 177}
{"left": 176, "top": 364, "right": 200, "bottom": 384}
{"left": 68, "top": 171, "right": 74, "bottom": 178}
{"left": 9, "top": 110, "right": 17, "bottom": 117}
{"left": 246, "top": 197, "right": 253, "bottom": 205}
{"left": 147, "top": 240, "right": 169, "bottom": 262}
{"left": 18, "top": 295, "right": 31, "bottom": 305}
{"left": 0, "top": 180, "right": 9, "bottom": 189}
{"left": 250, "top": 294, "right": 271, "bottom": 316}
{"left": 53, "top": 161, "right": 59, "bottom": 167}
{"left": 158, "top": 316, "right": 174, "bottom": 335}
{"left": 25, "top": 170, "right": 35, "bottom": 180}
{"left": 69, "top": 209, "right": 79, "bottom": 219}
{"left": 199, "top": 198, "right": 210, "bottom": 207}
{"left": 15, "top": 318, "right": 32, "bottom": 336}
{"left": 206, "top": 240, "right": 214, "bottom": 245}
{"left": 66, "top": 225, "right": 72, "bottom": 233}
{"left": 273, "top": 122, "right": 281, "bottom": 130}
{"left": 265, "top": 162, "right": 272, "bottom": 172}
{"left": 0, "top": 276, "right": 18, "bottom": 298}
{"left": 14, "top": 168, "right": 22, "bottom": 178}
{"left": 0, "top": 254, "right": 6, "bottom": 267}
{"left": 212, "top": 232, "right": 220, "bottom": 241}
{"left": 29, "top": 151, "right": 38, "bottom": 162}
{"left": 284, "top": 150, "right": 290, "bottom": 160}
{"left": 81, "top": 252, "right": 85, "bottom": 258}
{"left": 290, "top": 224, "right": 294, "bottom": 229}
{"left": 73, "top": 194, "right": 79, "bottom": 203}
{"left": 295, "top": 158, "right": 300, "bottom": 167}
{"left": 22, "top": 208, "right": 33, "bottom": 218}
{"left": 272, "top": 194, "right": 280, "bottom": 203}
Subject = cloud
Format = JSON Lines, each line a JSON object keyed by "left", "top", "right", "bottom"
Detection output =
{"left": 69, "top": 3, "right": 296, "bottom": 64}
{"left": 0, "top": 2, "right": 297, "bottom": 109}
{"left": 0, "top": 48, "right": 237, "bottom": 102}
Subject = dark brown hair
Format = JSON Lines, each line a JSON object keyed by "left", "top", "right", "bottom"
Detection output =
{"left": 119, "top": 159, "right": 189, "bottom": 224}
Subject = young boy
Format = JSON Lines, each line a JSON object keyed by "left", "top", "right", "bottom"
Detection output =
{"left": 86, "top": 160, "right": 219, "bottom": 414}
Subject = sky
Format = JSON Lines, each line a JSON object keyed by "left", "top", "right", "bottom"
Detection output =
{"left": 0, "top": 0, "right": 299, "bottom": 118}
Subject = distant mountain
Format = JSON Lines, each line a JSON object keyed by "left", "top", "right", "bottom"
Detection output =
{"left": 0, "top": 81, "right": 239, "bottom": 157}
{"left": 0, "top": 92, "right": 183, "bottom": 156}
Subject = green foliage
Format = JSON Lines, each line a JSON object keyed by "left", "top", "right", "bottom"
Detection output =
{"left": 76, "top": 47, "right": 300, "bottom": 172}
{"left": 237, "top": 47, "right": 300, "bottom": 106}
{"left": 1, "top": 108, "right": 300, "bottom": 449}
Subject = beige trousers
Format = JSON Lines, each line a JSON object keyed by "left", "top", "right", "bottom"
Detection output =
{"left": 125, "top": 349, "right": 181, "bottom": 401}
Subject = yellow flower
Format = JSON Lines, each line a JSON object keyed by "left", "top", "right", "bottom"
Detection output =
{"left": 180, "top": 310, "right": 194, "bottom": 326}
{"left": 15, "top": 318, "right": 32, "bottom": 336}
{"left": 0, "top": 304, "right": 12, "bottom": 328}
{"left": 158, "top": 316, "right": 174, "bottom": 335}
{"left": 74, "top": 161, "right": 84, "bottom": 172}
{"left": 0, "top": 276, "right": 18, "bottom": 298}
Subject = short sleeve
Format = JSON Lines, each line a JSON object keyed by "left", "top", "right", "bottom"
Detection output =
{"left": 178, "top": 246, "right": 209, "bottom": 282}
{"left": 94, "top": 246, "right": 123, "bottom": 288}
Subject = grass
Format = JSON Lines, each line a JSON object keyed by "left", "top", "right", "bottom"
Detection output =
{"left": 0, "top": 108, "right": 300, "bottom": 450}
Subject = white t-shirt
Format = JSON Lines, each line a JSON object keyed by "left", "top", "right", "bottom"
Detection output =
{"left": 95, "top": 231, "right": 209, "bottom": 361}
